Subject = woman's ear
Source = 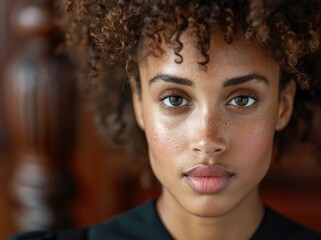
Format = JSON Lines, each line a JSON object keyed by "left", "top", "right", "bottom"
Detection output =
{"left": 132, "top": 90, "right": 145, "bottom": 131}
{"left": 276, "top": 80, "right": 296, "bottom": 131}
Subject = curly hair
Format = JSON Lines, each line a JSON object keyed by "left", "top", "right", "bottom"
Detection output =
{"left": 56, "top": 0, "right": 321, "bottom": 164}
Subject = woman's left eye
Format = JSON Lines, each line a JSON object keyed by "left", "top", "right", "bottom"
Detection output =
{"left": 228, "top": 96, "right": 256, "bottom": 107}
{"left": 163, "top": 96, "right": 189, "bottom": 107}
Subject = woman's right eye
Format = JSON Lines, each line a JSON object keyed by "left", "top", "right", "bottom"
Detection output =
{"left": 162, "top": 96, "right": 189, "bottom": 108}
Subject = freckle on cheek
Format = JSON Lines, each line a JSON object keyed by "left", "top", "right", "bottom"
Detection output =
{"left": 149, "top": 129, "right": 174, "bottom": 156}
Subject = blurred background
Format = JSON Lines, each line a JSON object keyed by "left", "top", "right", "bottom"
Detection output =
{"left": 0, "top": 0, "right": 321, "bottom": 239}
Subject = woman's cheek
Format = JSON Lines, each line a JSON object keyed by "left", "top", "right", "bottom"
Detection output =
{"left": 233, "top": 120, "right": 276, "bottom": 171}
{"left": 145, "top": 119, "right": 177, "bottom": 158}
{"left": 147, "top": 127, "right": 170, "bottom": 157}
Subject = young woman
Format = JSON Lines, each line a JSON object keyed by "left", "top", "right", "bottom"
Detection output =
{"left": 13, "top": 0, "right": 321, "bottom": 239}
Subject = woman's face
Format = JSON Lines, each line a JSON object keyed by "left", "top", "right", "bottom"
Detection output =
{"left": 133, "top": 32, "right": 295, "bottom": 217}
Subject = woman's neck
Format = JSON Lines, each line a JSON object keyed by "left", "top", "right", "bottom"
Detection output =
{"left": 156, "top": 188, "right": 264, "bottom": 240}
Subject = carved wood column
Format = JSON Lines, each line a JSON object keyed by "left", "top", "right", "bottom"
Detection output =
{"left": 3, "top": 0, "right": 78, "bottom": 230}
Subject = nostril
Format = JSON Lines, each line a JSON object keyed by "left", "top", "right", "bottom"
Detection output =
{"left": 193, "top": 145, "right": 223, "bottom": 156}
{"left": 192, "top": 137, "right": 226, "bottom": 156}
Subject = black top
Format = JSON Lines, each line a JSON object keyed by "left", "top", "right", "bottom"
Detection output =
{"left": 11, "top": 200, "right": 321, "bottom": 240}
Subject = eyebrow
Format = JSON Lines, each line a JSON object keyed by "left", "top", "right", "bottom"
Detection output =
{"left": 148, "top": 73, "right": 269, "bottom": 88}
{"left": 222, "top": 73, "right": 269, "bottom": 87}
{"left": 149, "top": 74, "right": 194, "bottom": 87}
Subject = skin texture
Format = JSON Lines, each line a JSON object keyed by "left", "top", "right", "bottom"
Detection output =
{"left": 133, "top": 32, "right": 296, "bottom": 240}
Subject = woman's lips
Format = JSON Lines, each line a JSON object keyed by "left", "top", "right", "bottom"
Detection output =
{"left": 183, "top": 164, "right": 234, "bottom": 194}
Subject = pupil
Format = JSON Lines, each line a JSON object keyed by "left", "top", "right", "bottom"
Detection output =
{"left": 236, "top": 97, "right": 248, "bottom": 106}
{"left": 169, "top": 96, "right": 183, "bottom": 106}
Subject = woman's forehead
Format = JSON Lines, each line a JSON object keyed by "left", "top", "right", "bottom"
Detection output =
{"left": 138, "top": 28, "right": 269, "bottom": 66}
{"left": 139, "top": 30, "right": 279, "bottom": 85}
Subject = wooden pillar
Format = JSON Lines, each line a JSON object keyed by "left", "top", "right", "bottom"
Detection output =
{"left": 2, "top": 0, "right": 78, "bottom": 230}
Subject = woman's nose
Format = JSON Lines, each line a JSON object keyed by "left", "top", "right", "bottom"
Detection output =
{"left": 191, "top": 110, "right": 226, "bottom": 157}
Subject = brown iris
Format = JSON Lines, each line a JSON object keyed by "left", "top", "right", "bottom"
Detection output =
{"left": 169, "top": 96, "right": 183, "bottom": 106}
{"left": 234, "top": 96, "right": 249, "bottom": 106}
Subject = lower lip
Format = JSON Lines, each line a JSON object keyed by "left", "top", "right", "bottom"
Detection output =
{"left": 184, "top": 175, "right": 233, "bottom": 194}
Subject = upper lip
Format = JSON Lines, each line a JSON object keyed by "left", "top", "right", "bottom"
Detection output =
{"left": 183, "top": 164, "right": 234, "bottom": 177}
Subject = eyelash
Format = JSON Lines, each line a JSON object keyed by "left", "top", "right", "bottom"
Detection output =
{"left": 159, "top": 90, "right": 190, "bottom": 108}
{"left": 227, "top": 91, "right": 258, "bottom": 109}
{"left": 159, "top": 90, "right": 259, "bottom": 110}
